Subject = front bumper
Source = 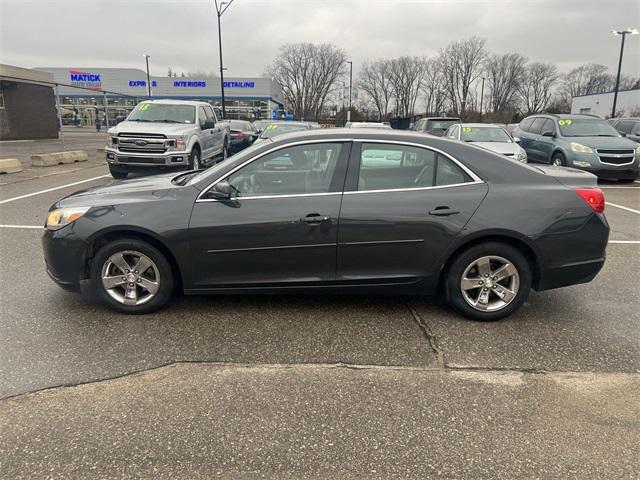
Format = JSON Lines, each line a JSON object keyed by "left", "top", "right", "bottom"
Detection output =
{"left": 567, "top": 152, "right": 639, "bottom": 179}
{"left": 105, "top": 147, "right": 190, "bottom": 167}
{"left": 42, "top": 226, "right": 89, "bottom": 290}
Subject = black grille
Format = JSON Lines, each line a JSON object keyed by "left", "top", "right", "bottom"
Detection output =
{"left": 118, "top": 146, "right": 166, "bottom": 154}
{"left": 121, "top": 157, "right": 165, "bottom": 164}
{"left": 118, "top": 132, "right": 167, "bottom": 139}
{"left": 599, "top": 156, "right": 635, "bottom": 165}
{"left": 597, "top": 149, "right": 634, "bottom": 155}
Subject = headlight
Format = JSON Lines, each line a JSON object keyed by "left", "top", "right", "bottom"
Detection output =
{"left": 635, "top": 145, "right": 640, "bottom": 154}
{"left": 46, "top": 207, "right": 91, "bottom": 231}
{"left": 175, "top": 137, "right": 187, "bottom": 150}
{"left": 570, "top": 142, "right": 594, "bottom": 154}
{"left": 516, "top": 151, "right": 527, "bottom": 162}
{"left": 108, "top": 135, "right": 118, "bottom": 146}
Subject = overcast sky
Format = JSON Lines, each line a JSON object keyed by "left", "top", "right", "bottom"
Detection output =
{"left": 1, "top": 0, "right": 638, "bottom": 79}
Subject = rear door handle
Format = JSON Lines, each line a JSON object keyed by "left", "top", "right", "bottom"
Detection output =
{"left": 429, "top": 206, "right": 460, "bottom": 216}
{"left": 301, "top": 213, "right": 331, "bottom": 225}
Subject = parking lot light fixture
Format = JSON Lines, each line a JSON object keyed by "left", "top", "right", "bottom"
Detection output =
{"left": 142, "top": 54, "right": 151, "bottom": 98}
{"left": 611, "top": 28, "right": 638, "bottom": 118}
{"left": 215, "top": 0, "right": 235, "bottom": 119}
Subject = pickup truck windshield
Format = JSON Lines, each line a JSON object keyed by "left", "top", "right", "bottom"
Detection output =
{"left": 128, "top": 104, "right": 196, "bottom": 124}
{"left": 461, "top": 126, "right": 512, "bottom": 143}
{"left": 558, "top": 119, "right": 620, "bottom": 137}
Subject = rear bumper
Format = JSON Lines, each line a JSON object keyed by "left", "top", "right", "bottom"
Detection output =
{"left": 536, "top": 257, "right": 605, "bottom": 291}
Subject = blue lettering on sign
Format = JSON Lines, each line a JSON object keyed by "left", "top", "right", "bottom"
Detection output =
{"left": 70, "top": 73, "right": 101, "bottom": 82}
{"left": 129, "top": 80, "right": 158, "bottom": 87}
{"left": 223, "top": 81, "right": 255, "bottom": 88}
{"left": 173, "top": 81, "right": 207, "bottom": 87}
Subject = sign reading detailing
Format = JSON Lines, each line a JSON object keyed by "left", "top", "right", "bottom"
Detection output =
{"left": 68, "top": 70, "right": 102, "bottom": 91}
{"left": 224, "top": 81, "right": 255, "bottom": 88}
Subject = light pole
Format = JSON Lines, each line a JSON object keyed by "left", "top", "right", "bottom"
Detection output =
{"left": 611, "top": 27, "right": 638, "bottom": 118}
{"left": 346, "top": 61, "right": 353, "bottom": 123}
{"left": 215, "top": 0, "right": 235, "bottom": 119}
{"left": 143, "top": 54, "right": 151, "bottom": 98}
{"left": 479, "top": 77, "right": 485, "bottom": 121}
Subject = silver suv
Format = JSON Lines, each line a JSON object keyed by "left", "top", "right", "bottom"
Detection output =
{"left": 105, "top": 100, "right": 230, "bottom": 179}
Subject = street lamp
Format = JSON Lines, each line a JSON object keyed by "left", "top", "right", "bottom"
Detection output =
{"left": 346, "top": 60, "right": 353, "bottom": 123}
{"left": 215, "top": 0, "right": 235, "bottom": 119}
{"left": 610, "top": 27, "right": 639, "bottom": 118}
{"left": 142, "top": 54, "right": 151, "bottom": 98}
{"left": 479, "top": 77, "right": 485, "bottom": 121}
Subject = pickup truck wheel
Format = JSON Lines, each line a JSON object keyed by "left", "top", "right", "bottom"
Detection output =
{"left": 108, "top": 165, "right": 128, "bottom": 179}
{"left": 189, "top": 148, "right": 201, "bottom": 170}
{"left": 222, "top": 141, "right": 228, "bottom": 160}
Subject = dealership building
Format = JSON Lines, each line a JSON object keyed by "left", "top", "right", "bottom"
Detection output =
{"left": 35, "top": 67, "right": 286, "bottom": 126}
{"left": 571, "top": 88, "right": 640, "bottom": 118}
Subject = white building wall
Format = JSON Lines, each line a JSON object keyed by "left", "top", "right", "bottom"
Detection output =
{"left": 571, "top": 90, "right": 640, "bottom": 118}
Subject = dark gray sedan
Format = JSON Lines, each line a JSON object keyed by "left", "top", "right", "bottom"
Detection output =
{"left": 43, "top": 129, "right": 608, "bottom": 321}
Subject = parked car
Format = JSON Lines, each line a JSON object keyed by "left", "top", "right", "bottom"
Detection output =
{"left": 506, "top": 123, "right": 519, "bottom": 135}
{"left": 513, "top": 114, "right": 640, "bottom": 182}
{"left": 252, "top": 121, "right": 312, "bottom": 145}
{"left": 444, "top": 123, "right": 527, "bottom": 162}
{"left": 346, "top": 122, "right": 392, "bottom": 129}
{"left": 105, "top": 100, "right": 230, "bottom": 179}
{"left": 219, "top": 120, "right": 259, "bottom": 153}
{"left": 412, "top": 117, "right": 461, "bottom": 136}
{"left": 609, "top": 117, "right": 640, "bottom": 143}
{"left": 252, "top": 119, "right": 272, "bottom": 133}
{"left": 43, "top": 129, "right": 608, "bottom": 321}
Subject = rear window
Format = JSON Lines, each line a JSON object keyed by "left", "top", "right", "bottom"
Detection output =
{"left": 427, "top": 119, "right": 459, "bottom": 131}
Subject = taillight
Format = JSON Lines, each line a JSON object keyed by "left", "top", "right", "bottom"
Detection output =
{"left": 575, "top": 188, "right": 605, "bottom": 213}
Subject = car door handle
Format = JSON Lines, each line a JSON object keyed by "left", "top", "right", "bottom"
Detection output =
{"left": 429, "top": 206, "right": 460, "bottom": 216}
{"left": 301, "top": 213, "right": 331, "bottom": 225}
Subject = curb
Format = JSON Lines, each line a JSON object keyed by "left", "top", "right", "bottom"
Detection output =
{"left": 31, "top": 150, "right": 89, "bottom": 167}
{"left": 0, "top": 158, "right": 23, "bottom": 174}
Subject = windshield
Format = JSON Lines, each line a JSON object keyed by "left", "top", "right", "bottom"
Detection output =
{"left": 558, "top": 118, "right": 621, "bottom": 137}
{"left": 427, "top": 119, "right": 459, "bottom": 131}
{"left": 461, "top": 126, "right": 512, "bottom": 143}
{"left": 128, "top": 103, "right": 195, "bottom": 124}
{"left": 259, "top": 123, "right": 309, "bottom": 139}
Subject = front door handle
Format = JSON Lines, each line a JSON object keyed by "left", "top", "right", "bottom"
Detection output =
{"left": 301, "top": 213, "right": 331, "bottom": 225}
{"left": 429, "top": 206, "right": 460, "bottom": 216}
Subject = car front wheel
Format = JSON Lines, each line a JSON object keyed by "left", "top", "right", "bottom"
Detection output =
{"left": 445, "top": 242, "right": 532, "bottom": 321}
{"left": 91, "top": 239, "right": 174, "bottom": 314}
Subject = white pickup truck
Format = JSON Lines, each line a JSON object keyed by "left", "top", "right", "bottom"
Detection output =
{"left": 105, "top": 99, "right": 230, "bottom": 179}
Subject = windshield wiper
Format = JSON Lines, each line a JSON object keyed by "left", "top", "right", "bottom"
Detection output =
{"left": 156, "top": 119, "right": 182, "bottom": 123}
{"left": 129, "top": 118, "right": 151, "bottom": 122}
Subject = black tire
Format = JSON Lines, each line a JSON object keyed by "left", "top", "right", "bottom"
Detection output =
{"left": 109, "top": 165, "right": 128, "bottom": 179}
{"left": 189, "top": 146, "right": 202, "bottom": 170}
{"left": 445, "top": 242, "right": 532, "bottom": 321}
{"left": 91, "top": 238, "right": 174, "bottom": 314}
{"left": 618, "top": 178, "right": 637, "bottom": 183}
{"left": 221, "top": 140, "right": 229, "bottom": 161}
{"left": 551, "top": 153, "right": 565, "bottom": 167}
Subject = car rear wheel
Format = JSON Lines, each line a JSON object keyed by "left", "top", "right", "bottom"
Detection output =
{"left": 445, "top": 242, "right": 531, "bottom": 321}
{"left": 551, "top": 153, "right": 565, "bottom": 167}
{"left": 91, "top": 239, "right": 173, "bottom": 314}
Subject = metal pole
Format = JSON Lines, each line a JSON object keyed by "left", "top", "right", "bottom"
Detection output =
{"left": 479, "top": 77, "right": 485, "bottom": 121}
{"left": 611, "top": 32, "right": 626, "bottom": 118}
{"left": 144, "top": 55, "right": 151, "bottom": 97}
{"left": 347, "top": 61, "right": 353, "bottom": 123}
{"left": 103, "top": 91, "right": 109, "bottom": 129}
{"left": 55, "top": 84, "right": 64, "bottom": 147}
{"left": 217, "top": 9, "right": 226, "bottom": 118}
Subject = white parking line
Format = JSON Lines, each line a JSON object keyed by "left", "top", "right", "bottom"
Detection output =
{"left": 0, "top": 175, "right": 110, "bottom": 205}
{"left": 608, "top": 240, "right": 640, "bottom": 244}
{"left": 0, "top": 225, "right": 43, "bottom": 229}
{"left": 606, "top": 202, "right": 640, "bottom": 215}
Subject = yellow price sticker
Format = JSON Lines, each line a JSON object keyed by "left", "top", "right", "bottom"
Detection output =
{"left": 558, "top": 119, "right": 572, "bottom": 126}
{"left": 266, "top": 124, "right": 278, "bottom": 130}
{"left": 139, "top": 104, "right": 150, "bottom": 111}
{"left": 462, "top": 127, "right": 473, "bottom": 133}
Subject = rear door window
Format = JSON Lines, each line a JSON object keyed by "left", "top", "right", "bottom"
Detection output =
{"left": 529, "top": 118, "right": 546, "bottom": 135}
{"left": 519, "top": 118, "right": 535, "bottom": 132}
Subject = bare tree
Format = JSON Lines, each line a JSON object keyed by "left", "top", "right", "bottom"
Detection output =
{"left": 388, "top": 56, "right": 428, "bottom": 117}
{"left": 484, "top": 53, "right": 527, "bottom": 112}
{"left": 438, "top": 36, "right": 487, "bottom": 115}
{"left": 516, "top": 62, "right": 559, "bottom": 114}
{"left": 560, "top": 63, "right": 611, "bottom": 99}
{"left": 265, "top": 42, "right": 347, "bottom": 120}
{"left": 357, "top": 59, "right": 394, "bottom": 120}
{"left": 421, "top": 57, "right": 447, "bottom": 115}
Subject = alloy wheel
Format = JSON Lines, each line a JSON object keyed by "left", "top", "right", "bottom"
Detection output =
{"left": 460, "top": 255, "right": 520, "bottom": 312}
{"left": 101, "top": 250, "right": 160, "bottom": 306}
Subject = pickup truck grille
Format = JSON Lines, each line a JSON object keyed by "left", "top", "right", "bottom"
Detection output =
{"left": 117, "top": 133, "right": 168, "bottom": 154}
{"left": 596, "top": 149, "right": 635, "bottom": 166}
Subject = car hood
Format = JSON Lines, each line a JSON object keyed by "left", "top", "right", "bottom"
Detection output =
{"left": 470, "top": 142, "right": 521, "bottom": 155}
{"left": 564, "top": 136, "right": 638, "bottom": 149}
{"left": 108, "top": 121, "right": 195, "bottom": 136}
{"left": 53, "top": 172, "right": 187, "bottom": 209}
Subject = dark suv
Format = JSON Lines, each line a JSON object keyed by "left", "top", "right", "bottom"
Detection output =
{"left": 609, "top": 117, "right": 640, "bottom": 143}
{"left": 513, "top": 114, "right": 640, "bottom": 182}
{"left": 411, "top": 117, "right": 461, "bottom": 137}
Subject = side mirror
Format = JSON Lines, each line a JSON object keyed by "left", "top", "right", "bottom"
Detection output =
{"left": 256, "top": 128, "right": 263, "bottom": 134}
{"left": 541, "top": 130, "right": 555, "bottom": 137}
{"left": 513, "top": 136, "right": 521, "bottom": 143}
{"left": 203, "top": 119, "right": 215, "bottom": 130}
{"left": 620, "top": 132, "right": 626, "bottom": 137}
{"left": 211, "top": 180, "right": 232, "bottom": 199}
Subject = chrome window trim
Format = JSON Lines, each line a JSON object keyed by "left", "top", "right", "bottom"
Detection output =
{"left": 195, "top": 137, "right": 484, "bottom": 203}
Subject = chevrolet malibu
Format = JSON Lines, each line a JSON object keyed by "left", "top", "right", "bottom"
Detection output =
{"left": 43, "top": 129, "right": 609, "bottom": 321}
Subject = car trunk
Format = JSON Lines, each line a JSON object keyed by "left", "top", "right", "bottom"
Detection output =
{"left": 533, "top": 165, "right": 599, "bottom": 188}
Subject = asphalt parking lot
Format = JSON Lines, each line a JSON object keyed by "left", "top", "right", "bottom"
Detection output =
{"left": 0, "top": 151, "right": 639, "bottom": 478}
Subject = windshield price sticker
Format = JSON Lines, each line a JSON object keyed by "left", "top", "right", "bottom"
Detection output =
{"left": 558, "top": 119, "right": 572, "bottom": 126}
{"left": 266, "top": 124, "right": 278, "bottom": 130}
{"left": 139, "top": 104, "right": 150, "bottom": 111}
{"left": 463, "top": 127, "right": 473, "bottom": 133}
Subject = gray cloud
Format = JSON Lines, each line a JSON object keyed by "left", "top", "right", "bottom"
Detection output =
{"left": 1, "top": 0, "right": 638, "bottom": 79}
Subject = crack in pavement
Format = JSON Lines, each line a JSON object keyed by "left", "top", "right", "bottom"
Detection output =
{"left": 407, "top": 302, "right": 445, "bottom": 367}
